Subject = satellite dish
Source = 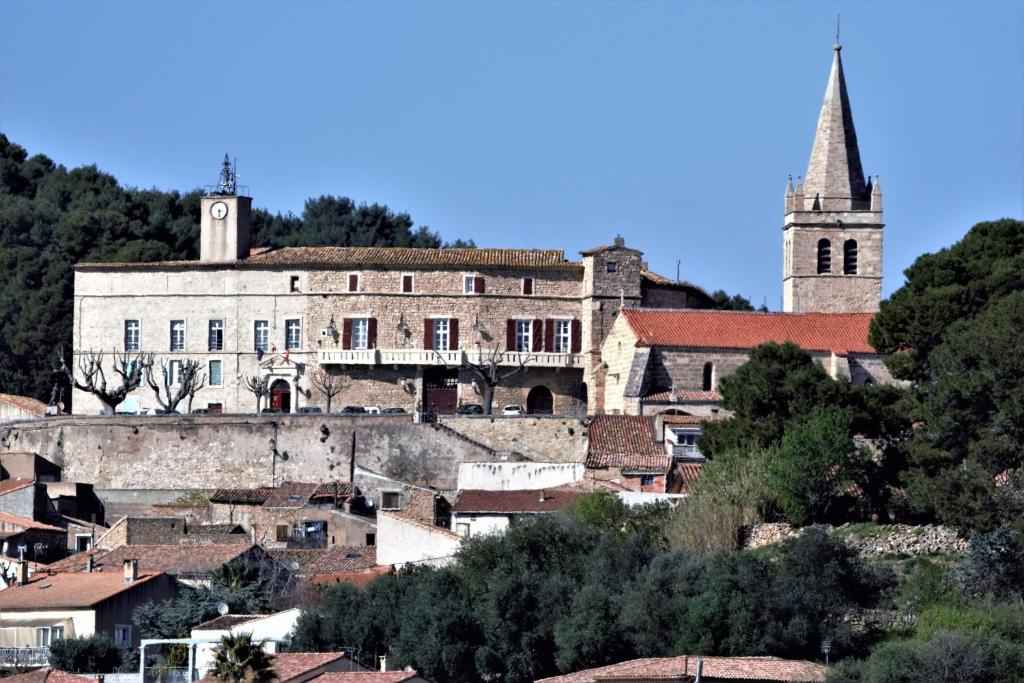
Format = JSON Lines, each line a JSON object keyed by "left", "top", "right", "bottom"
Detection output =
{"left": 217, "top": 602, "right": 229, "bottom": 616}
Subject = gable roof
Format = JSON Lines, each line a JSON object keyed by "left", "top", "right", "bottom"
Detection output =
{"left": 270, "top": 653, "right": 348, "bottom": 683}
{"left": 536, "top": 655, "right": 827, "bottom": 682}
{"left": 193, "top": 614, "right": 261, "bottom": 631}
{"left": 620, "top": 308, "right": 876, "bottom": 354}
{"left": 0, "top": 509, "right": 64, "bottom": 533}
{"left": 454, "top": 488, "right": 586, "bottom": 514}
{"left": 3, "top": 669, "right": 95, "bottom": 683}
{"left": 586, "top": 415, "right": 671, "bottom": 474}
{"left": 0, "top": 571, "right": 164, "bottom": 610}
{"left": 313, "top": 673, "right": 420, "bottom": 683}
{"left": 269, "top": 546, "right": 376, "bottom": 575}
{"left": 0, "top": 394, "right": 48, "bottom": 417}
{"left": 45, "top": 542, "right": 261, "bottom": 576}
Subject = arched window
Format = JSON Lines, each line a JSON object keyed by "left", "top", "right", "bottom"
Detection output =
{"left": 817, "top": 239, "right": 832, "bottom": 274}
{"left": 844, "top": 239, "right": 858, "bottom": 275}
{"left": 702, "top": 362, "right": 714, "bottom": 392}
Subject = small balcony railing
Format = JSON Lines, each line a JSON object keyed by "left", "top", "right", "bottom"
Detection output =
{"left": 672, "top": 444, "right": 705, "bottom": 460}
{"left": 318, "top": 348, "right": 583, "bottom": 369}
{"left": 0, "top": 647, "right": 50, "bottom": 667}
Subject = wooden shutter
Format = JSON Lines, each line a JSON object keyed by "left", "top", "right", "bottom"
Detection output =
{"left": 544, "top": 319, "right": 555, "bottom": 352}
{"left": 506, "top": 319, "right": 516, "bottom": 351}
{"left": 532, "top": 319, "right": 543, "bottom": 352}
{"left": 342, "top": 319, "right": 353, "bottom": 350}
{"left": 424, "top": 319, "right": 434, "bottom": 350}
{"left": 450, "top": 318, "right": 459, "bottom": 349}
{"left": 402, "top": 275, "right": 413, "bottom": 293}
{"left": 368, "top": 318, "right": 378, "bottom": 349}
{"left": 348, "top": 274, "right": 359, "bottom": 292}
{"left": 474, "top": 276, "right": 485, "bottom": 294}
{"left": 523, "top": 278, "right": 534, "bottom": 295}
{"left": 570, "top": 319, "right": 582, "bottom": 353}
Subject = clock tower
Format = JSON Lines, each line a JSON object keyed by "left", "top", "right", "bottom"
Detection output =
{"left": 200, "top": 154, "right": 252, "bottom": 262}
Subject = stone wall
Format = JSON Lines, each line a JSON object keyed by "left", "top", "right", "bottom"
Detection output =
{"left": 0, "top": 414, "right": 498, "bottom": 492}
{"left": 438, "top": 415, "right": 589, "bottom": 463}
{"left": 743, "top": 523, "right": 967, "bottom": 557}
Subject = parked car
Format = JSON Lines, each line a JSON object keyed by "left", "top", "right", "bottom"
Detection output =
{"left": 456, "top": 404, "right": 484, "bottom": 415}
{"left": 298, "top": 406, "right": 322, "bottom": 414}
{"left": 364, "top": 406, "right": 381, "bottom": 415}
{"left": 502, "top": 405, "right": 525, "bottom": 416}
{"left": 381, "top": 407, "right": 407, "bottom": 414}
{"left": 146, "top": 407, "right": 178, "bottom": 415}
{"left": 341, "top": 406, "right": 366, "bottom": 414}
{"left": 260, "top": 407, "right": 283, "bottom": 414}
{"left": 191, "top": 408, "right": 211, "bottom": 415}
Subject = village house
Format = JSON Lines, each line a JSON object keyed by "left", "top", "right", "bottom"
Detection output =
{"left": 190, "top": 608, "right": 303, "bottom": 676}
{"left": 268, "top": 545, "right": 380, "bottom": 585}
{"left": 375, "top": 510, "right": 462, "bottom": 569}
{"left": 535, "top": 654, "right": 827, "bottom": 682}
{"left": 450, "top": 487, "right": 587, "bottom": 538}
{"left": 583, "top": 415, "right": 673, "bottom": 493}
{"left": 0, "top": 395, "right": 49, "bottom": 425}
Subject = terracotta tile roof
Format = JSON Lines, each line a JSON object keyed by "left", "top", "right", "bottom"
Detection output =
{"left": 0, "top": 393, "right": 48, "bottom": 417}
{"left": 310, "top": 567, "right": 390, "bottom": 588}
{"left": 45, "top": 541, "right": 260, "bottom": 575}
{"left": 0, "top": 478, "right": 36, "bottom": 496}
{"left": 536, "top": 655, "right": 827, "bottom": 682}
{"left": 186, "top": 523, "right": 246, "bottom": 536}
{"left": 642, "top": 390, "right": 721, "bottom": 403}
{"left": 313, "top": 673, "right": 420, "bottom": 683}
{"left": 640, "top": 272, "right": 712, "bottom": 298}
{"left": 193, "top": 614, "right": 260, "bottom": 630}
{"left": 454, "top": 488, "right": 586, "bottom": 514}
{"left": 659, "top": 414, "right": 705, "bottom": 426}
{"left": 263, "top": 482, "right": 322, "bottom": 508}
{"left": 311, "top": 482, "right": 354, "bottom": 500}
{"left": 672, "top": 464, "right": 705, "bottom": 495}
{"left": 620, "top": 308, "right": 876, "bottom": 354}
{"left": 78, "top": 247, "right": 577, "bottom": 271}
{"left": 210, "top": 487, "right": 274, "bottom": 505}
{"left": 210, "top": 482, "right": 351, "bottom": 508}
{"left": 579, "top": 242, "right": 638, "bottom": 256}
{"left": 586, "top": 416, "right": 672, "bottom": 474}
{"left": 271, "top": 652, "right": 347, "bottom": 682}
{"left": 0, "top": 509, "right": 64, "bottom": 532}
{"left": 269, "top": 546, "right": 376, "bottom": 574}
{"left": 0, "top": 570, "right": 164, "bottom": 610}
{"left": 4, "top": 669, "right": 96, "bottom": 683}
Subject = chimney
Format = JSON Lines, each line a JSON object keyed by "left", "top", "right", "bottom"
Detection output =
{"left": 15, "top": 560, "right": 29, "bottom": 586}
{"left": 538, "top": 489, "right": 546, "bottom": 503}
{"left": 123, "top": 558, "right": 138, "bottom": 583}
{"left": 379, "top": 656, "right": 387, "bottom": 673}
{"left": 613, "top": 234, "right": 625, "bottom": 247}
{"left": 695, "top": 657, "right": 703, "bottom": 683}
{"left": 85, "top": 555, "right": 94, "bottom": 573}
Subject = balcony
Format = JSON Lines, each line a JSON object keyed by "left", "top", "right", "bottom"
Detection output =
{"left": 318, "top": 348, "right": 583, "bottom": 369}
{"left": 0, "top": 647, "right": 50, "bottom": 667}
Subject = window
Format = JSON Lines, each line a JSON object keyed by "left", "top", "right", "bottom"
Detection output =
{"left": 209, "top": 360, "right": 223, "bottom": 386}
{"left": 402, "top": 274, "right": 414, "bottom": 293}
{"left": 554, "top": 319, "right": 571, "bottom": 353}
{"left": 113, "top": 625, "right": 132, "bottom": 648}
{"left": 381, "top": 491, "right": 401, "bottom": 510}
{"left": 347, "top": 273, "right": 359, "bottom": 292}
{"left": 352, "top": 318, "right": 369, "bottom": 349}
{"left": 433, "top": 319, "right": 450, "bottom": 351}
{"left": 208, "top": 320, "right": 224, "bottom": 351}
{"left": 276, "top": 525, "right": 290, "bottom": 542}
{"left": 75, "top": 534, "right": 92, "bottom": 552}
{"left": 606, "top": 261, "right": 618, "bottom": 273}
{"left": 254, "top": 321, "right": 269, "bottom": 351}
{"left": 514, "top": 319, "right": 532, "bottom": 352}
{"left": 124, "top": 320, "right": 140, "bottom": 351}
{"left": 702, "top": 362, "right": 714, "bottom": 391}
{"left": 170, "top": 320, "right": 186, "bottom": 351}
{"left": 522, "top": 277, "right": 534, "bottom": 295}
{"left": 817, "top": 239, "right": 832, "bottom": 274}
{"left": 365, "top": 532, "right": 376, "bottom": 546}
{"left": 844, "top": 239, "right": 858, "bottom": 275}
{"left": 50, "top": 626, "right": 63, "bottom": 642}
{"left": 289, "top": 275, "right": 300, "bottom": 292}
{"left": 672, "top": 428, "right": 703, "bottom": 459}
{"left": 463, "top": 275, "right": 475, "bottom": 294}
{"left": 640, "top": 475, "right": 655, "bottom": 487}
{"left": 36, "top": 628, "right": 51, "bottom": 647}
{"left": 286, "top": 319, "right": 302, "bottom": 350}
{"left": 456, "top": 523, "right": 471, "bottom": 538}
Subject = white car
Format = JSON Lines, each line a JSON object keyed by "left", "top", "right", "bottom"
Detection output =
{"left": 502, "top": 405, "right": 525, "bottom": 416}
{"left": 364, "top": 406, "right": 381, "bottom": 415}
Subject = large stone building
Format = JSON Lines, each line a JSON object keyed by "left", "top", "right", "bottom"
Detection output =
{"left": 72, "top": 164, "right": 710, "bottom": 415}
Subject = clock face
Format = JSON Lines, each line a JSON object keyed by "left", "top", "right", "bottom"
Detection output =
{"left": 210, "top": 201, "right": 229, "bottom": 220}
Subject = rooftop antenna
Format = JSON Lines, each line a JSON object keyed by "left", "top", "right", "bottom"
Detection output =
{"left": 835, "top": 14, "right": 841, "bottom": 47}
{"left": 676, "top": 259, "right": 681, "bottom": 284}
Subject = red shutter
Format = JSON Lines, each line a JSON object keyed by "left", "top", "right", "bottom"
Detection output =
{"left": 368, "top": 318, "right": 378, "bottom": 349}
{"left": 523, "top": 278, "right": 533, "bottom": 295}
{"left": 424, "top": 319, "right": 434, "bottom": 350}
{"left": 474, "top": 276, "right": 485, "bottom": 294}
{"left": 571, "top": 319, "right": 582, "bottom": 353}
{"left": 532, "top": 319, "right": 543, "bottom": 352}
{"left": 544, "top": 319, "right": 555, "bottom": 352}
{"left": 342, "top": 319, "right": 353, "bottom": 350}
{"left": 506, "top": 319, "right": 516, "bottom": 351}
{"left": 348, "top": 274, "right": 358, "bottom": 292}
{"left": 450, "top": 318, "right": 459, "bottom": 349}
{"left": 402, "top": 275, "right": 413, "bottom": 293}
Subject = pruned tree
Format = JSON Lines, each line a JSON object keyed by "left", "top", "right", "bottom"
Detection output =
{"left": 56, "top": 347, "right": 153, "bottom": 415}
{"left": 241, "top": 375, "right": 269, "bottom": 413}
{"left": 147, "top": 359, "right": 206, "bottom": 414}
{"left": 309, "top": 369, "right": 347, "bottom": 413}
{"left": 439, "top": 345, "right": 535, "bottom": 415}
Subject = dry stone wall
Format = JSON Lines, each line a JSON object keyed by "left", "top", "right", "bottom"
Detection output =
{"left": 743, "top": 522, "right": 967, "bottom": 557}
{"left": 438, "top": 415, "right": 589, "bottom": 463}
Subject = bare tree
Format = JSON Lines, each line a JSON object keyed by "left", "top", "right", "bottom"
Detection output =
{"left": 147, "top": 359, "right": 206, "bottom": 414}
{"left": 56, "top": 348, "right": 153, "bottom": 415}
{"left": 438, "top": 345, "right": 535, "bottom": 415}
{"left": 309, "top": 369, "right": 347, "bottom": 413}
{"left": 240, "top": 375, "right": 269, "bottom": 413}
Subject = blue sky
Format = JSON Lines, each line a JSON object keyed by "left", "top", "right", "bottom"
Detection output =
{"left": 1, "top": 1, "right": 1021, "bottom": 307}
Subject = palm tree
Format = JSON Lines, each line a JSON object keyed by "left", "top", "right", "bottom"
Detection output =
{"left": 211, "top": 633, "right": 277, "bottom": 683}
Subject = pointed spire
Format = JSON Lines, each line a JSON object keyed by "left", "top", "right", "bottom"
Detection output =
{"left": 803, "top": 44, "right": 868, "bottom": 210}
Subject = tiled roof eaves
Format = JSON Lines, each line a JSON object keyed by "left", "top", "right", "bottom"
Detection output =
{"left": 0, "top": 394, "right": 48, "bottom": 416}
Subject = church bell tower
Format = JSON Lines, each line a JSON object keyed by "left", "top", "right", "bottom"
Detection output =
{"left": 200, "top": 154, "right": 252, "bottom": 262}
{"left": 783, "top": 43, "right": 883, "bottom": 313}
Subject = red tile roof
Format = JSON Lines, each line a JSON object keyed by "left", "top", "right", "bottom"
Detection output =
{"left": 269, "top": 546, "right": 376, "bottom": 574}
{"left": 672, "top": 464, "right": 705, "bottom": 495}
{"left": 78, "top": 247, "right": 577, "bottom": 271}
{"left": 659, "top": 414, "right": 705, "bottom": 426}
{"left": 642, "top": 390, "right": 721, "bottom": 403}
{"left": 0, "top": 478, "right": 36, "bottom": 496}
{"left": 210, "top": 487, "right": 274, "bottom": 505}
{"left": 313, "top": 673, "right": 420, "bottom": 683}
{"left": 45, "top": 541, "right": 261, "bottom": 576}
{"left": 4, "top": 669, "right": 96, "bottom": 683}
{"left": 454, "top": 488, "right": 587, "bottom": 514}
{"left": 263, "top": 482, "right": 323, "bottom": 508}
{"left": 310, "top": 568, "right": 389, "bottom": 588}
{"left": 271, "top": 653, "right": 347, "bottom": 682}
{"left": 586, "top": 416, "right": 672, "bottom": 474}
{"left": 0, "top": 571, "right": 164, "bottom": 610}
{"left": 621, "top": 308, "right": 876, "bottom": 354}
{"left": 536, "top": 655, "right": 827, "bottom": 682}
{"left": 0, "top": 394, "right": 48, "bottom": 417}
{"left": 210, "top": 482, "right": 352, "bottom": 508}
{"left": 0, "top": 509, "right": 64, "bottom": 532}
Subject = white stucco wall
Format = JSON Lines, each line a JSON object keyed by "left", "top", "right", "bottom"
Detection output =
{"left": 450, "top": 513, "right": 510, "bottom": 539}
{"left": 192, "top": 608, "right": 301, "bottom": 675}
{"left": 376, "top": 512, "right": 462, "bottom": 569}
{"left": 456, "top": 462, "right": 584, "bottom": 491}
{"left": 0, "top": 609, "right": 95, "bottom": 645}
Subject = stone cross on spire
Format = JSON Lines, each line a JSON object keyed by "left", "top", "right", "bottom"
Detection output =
{"left": 802, "top": 43, "right": 869, "bottom": 210}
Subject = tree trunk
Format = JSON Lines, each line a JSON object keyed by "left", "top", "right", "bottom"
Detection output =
{"left": 99, "top": 401, "right": 116, "bottom": 416}
{"left": 482, "top": 384, "right": 495, "bottom": 415}
{"left": 326, "top": 394, "right": 333, "bottom": 414}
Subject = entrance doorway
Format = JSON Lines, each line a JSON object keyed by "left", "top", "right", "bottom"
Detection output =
{"left": 270, "top": 379, "right": 291, "bottom": 413}
{"left": 527, "top": 385, "right": 554, "bottom": 414}
{"left": 423, "top": 368, "right": 458, "bottom": 416}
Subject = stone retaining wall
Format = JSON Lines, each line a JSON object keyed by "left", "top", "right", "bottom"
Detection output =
{"left": 743, "top": 522, "right": 967, "bottom": 557}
